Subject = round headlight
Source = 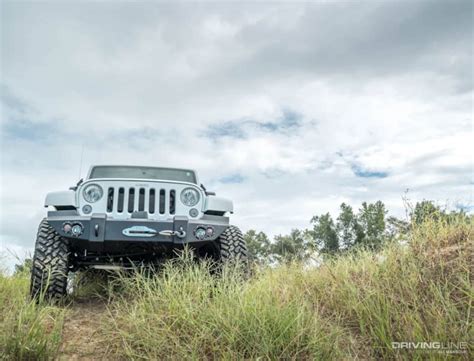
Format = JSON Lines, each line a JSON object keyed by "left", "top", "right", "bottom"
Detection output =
{"left": 83, "top": 184, "right": 103, "bottom": 203}
{"left": 180, "top": 187, "right": 200, "bottom": 207}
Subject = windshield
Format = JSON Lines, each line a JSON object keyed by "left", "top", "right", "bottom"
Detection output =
{"left": 89, "top": 166, "right": 197, "bottom": 183}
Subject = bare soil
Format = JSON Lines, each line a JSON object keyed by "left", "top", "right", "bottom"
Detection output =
{"left": 57, "top": 298, "right": 115, "bottom": 360}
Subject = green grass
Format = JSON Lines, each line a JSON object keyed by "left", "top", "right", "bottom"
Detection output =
{"left": 103, "top": 217, "right": 473, "bottom": 360}
{"left": 0, "top": 216, "right": 472, "bottom": 359}
{"left": 0, "top": 270, "right": 66, "bottom": 360}
{"left": 104, "top": 260, "right": 353, "bottom": 359}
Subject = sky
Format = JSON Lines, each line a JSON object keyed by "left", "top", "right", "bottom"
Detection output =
{"left": 1, "top": 0, "right": 473, "bottom": 267}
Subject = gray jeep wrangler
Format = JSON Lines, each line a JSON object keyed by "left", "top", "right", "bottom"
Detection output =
{"left": 31, "top": 165, "right": 248, "bottom": 299}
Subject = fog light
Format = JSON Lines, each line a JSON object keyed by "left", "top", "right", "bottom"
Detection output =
{"left": 82, "top": 205, "right": 92, "bottom": 214}
{"left": 189, "top": 208, "right": 199, "bottom": 217}
{"left": 194, "top": 227, "right": 206, "bottom": 240}
{"left": 206, "top": 227, "right": 214, "bottom": 237}
{"left": 63, "top": 223, "right": 72, "bottom": 233}
{"left": 71, "top": 224, "right": 83, "bottom": 237}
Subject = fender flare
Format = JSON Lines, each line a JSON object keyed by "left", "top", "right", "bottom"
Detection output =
{"left": 44, "top": 190, "right": 77, "bottom": 208}
{"left": 203, "top": 196, "right": 233, "bottom": 214}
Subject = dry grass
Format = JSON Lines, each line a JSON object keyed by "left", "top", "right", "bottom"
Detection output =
{"left": 0, "top": 216, "right": 472, "bottom": 360}
{"left": 0, "top": 270, "right": 66, "bottom": 360}
{"left": 102, "top": 217, "right": 473, "bottom": 360}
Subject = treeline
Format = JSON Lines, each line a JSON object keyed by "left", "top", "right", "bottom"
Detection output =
{"left": 244, "top": 200, "right": 470, "bottom": 263}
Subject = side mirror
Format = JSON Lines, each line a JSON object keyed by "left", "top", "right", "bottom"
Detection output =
{"left": 201, "top": 183, "right": 216, "bottom": 195}
{"left": 69, "top": 178, "right": 83, "bottom": 191}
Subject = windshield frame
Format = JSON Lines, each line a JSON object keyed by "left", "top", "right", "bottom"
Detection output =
{"left": 87, "top": 165, "right": 198, "bottom": 184}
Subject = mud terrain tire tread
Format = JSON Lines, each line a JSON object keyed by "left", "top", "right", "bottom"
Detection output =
{"left": 30, "top": 219, "right": 70, "bottom": 300}
{"left": 217, "top": 225, "right": 248, "bottom": 263}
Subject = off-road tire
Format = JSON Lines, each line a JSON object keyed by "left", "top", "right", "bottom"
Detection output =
{"left": 217, "top": 225, "right": 248, "bottom": 265}
{"left": 30, "top": 219, "right": 70, "bottom": 301}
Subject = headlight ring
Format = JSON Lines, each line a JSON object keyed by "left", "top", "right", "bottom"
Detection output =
{"left": 83, "top": 184, "right": 103, "bottom": 203}
{"left": 180, "top": 187, "right": 200, "bottom": 207}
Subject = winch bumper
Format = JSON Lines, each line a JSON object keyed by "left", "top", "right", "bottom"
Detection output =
{"left": 46, "top": 211, "right": 229, "bottom": 253}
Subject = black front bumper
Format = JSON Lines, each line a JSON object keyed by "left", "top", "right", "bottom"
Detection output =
{"left": 46, "top": 211, "right": 229, "bottom": 253}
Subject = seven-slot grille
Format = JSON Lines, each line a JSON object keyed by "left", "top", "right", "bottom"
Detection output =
{"left": 106, "top": 187, "right": 176, "bottom": 215}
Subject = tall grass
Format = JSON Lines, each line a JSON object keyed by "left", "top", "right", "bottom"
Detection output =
{"left": 297, "top": 217, "right": 472, "bottom": 359}
{"left": 0, "top": 270, "right": 66, "bottom": 360}
{"left": 0, "top": 216, "right": 471, "bottom": 359}
{"left": 103, "top": 216, "right": 472, "bottom": 360}
{"left": 104, "top": 260, "right": 353, "bottom": 359}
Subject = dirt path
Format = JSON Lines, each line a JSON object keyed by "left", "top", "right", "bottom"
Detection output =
{"left": 57, "top": 298, "right": 113, "bottom": 360}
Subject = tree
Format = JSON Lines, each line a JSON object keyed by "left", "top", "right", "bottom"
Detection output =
{"left": 336, "top": 203, "right": 365, "bottom": 249}
{"left": 411, "top": 200, "right": 443, "bottom": 224}
{"left": 309, "top": 213, "right": 339, "bottom": 254}
{"left": 271, "top": 229, "right": 309, "bottom": 262}
{"left": 14, "top": 258, "right": 32, "bottom": 275}
{"left": 358, "top": 201, "right": 387, "bottom": 250}
{"left": 244, "top": 230, "right": 271, "bottom": 263}
{"left": 385, "top": 216, "right": 409, "bottom": 241}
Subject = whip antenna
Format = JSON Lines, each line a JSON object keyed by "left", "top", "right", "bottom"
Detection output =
{"left": 78, "top": 143, "right": 85, "bottom": 180}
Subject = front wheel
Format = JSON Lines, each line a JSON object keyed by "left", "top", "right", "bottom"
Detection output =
{"left": 216, "top": 226, "right": 248, "bottom": 265}
{"left": 30, "top": 219, "right": 70, "bottom": 301}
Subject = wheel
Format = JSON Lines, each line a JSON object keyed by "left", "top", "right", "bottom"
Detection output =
{"left": 216, "top": 226, "right": 248, "bottom": 265}
{"left": 30, "top": 219, "right": 70, "bottom": 301}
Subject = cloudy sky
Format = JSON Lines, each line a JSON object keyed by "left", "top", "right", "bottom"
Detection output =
{"left": 1, "top": 0, "right": 472, "bottom": 265}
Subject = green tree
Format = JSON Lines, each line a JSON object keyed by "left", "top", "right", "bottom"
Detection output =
{"left": 385, "top": 216, "right": 409, "bottom": 241}
{"left": 271, "top": 229, "right": 309, "bottom": 262}
{"left": 336, "top": 203, "right": 364, "bottom": 249}
{"left": 309, "top": 213, "right": 339, "bottom": 254}
{"left": 14, "top": 258, "right": 32, "bottom": 275}
{"left": 244, "top": 230, "right": 271, "bottom": 263}
{"left": 358, "top": 201, "right": 387, "bottom": 250}
{"left": 411, "top": 200, "right": 443, "bottom": 224}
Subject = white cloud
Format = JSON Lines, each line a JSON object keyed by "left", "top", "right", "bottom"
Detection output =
{"left": 1, "top": 1, "right": 472, "bottom": 267}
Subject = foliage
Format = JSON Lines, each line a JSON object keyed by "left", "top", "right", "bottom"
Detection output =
{"left": 336, "top": 203, "right": 364, "bottom": 248}
{"left": 385, "top": 215, "right": 410, "bottom": 240}
{"left": 307, "top": 200, "right": 391, "bottom": 255}
{"left": 102, "top": 259, "right": 349, "bottom": 359}
{"left": 243, "top": 230, "right": 271, "bottom": 263}
{"left": 13, "top": 258, "right": 32, "bottom": 276}
{"left": 102, "top": 215, "right": 473, "bottom": 360}
{"left": 357, "top": 201, "right": 387, "bottom": 250}
{"left": 0, "top": 270, "right": 66, "bottom": 360}
{"left": 309, "top": 213, "right": 339, "bottom": 254}
{"left": 270, "top": 229, "right": 311, "bottom": 262}
{"left": 1, "top": 214, "right": 472, "bottom": 359}
{"left": 247, "top": 200, "right": 467, "bottom": 260}
{"left": 411, "top": 200, "right": 444, "bottom": 224}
